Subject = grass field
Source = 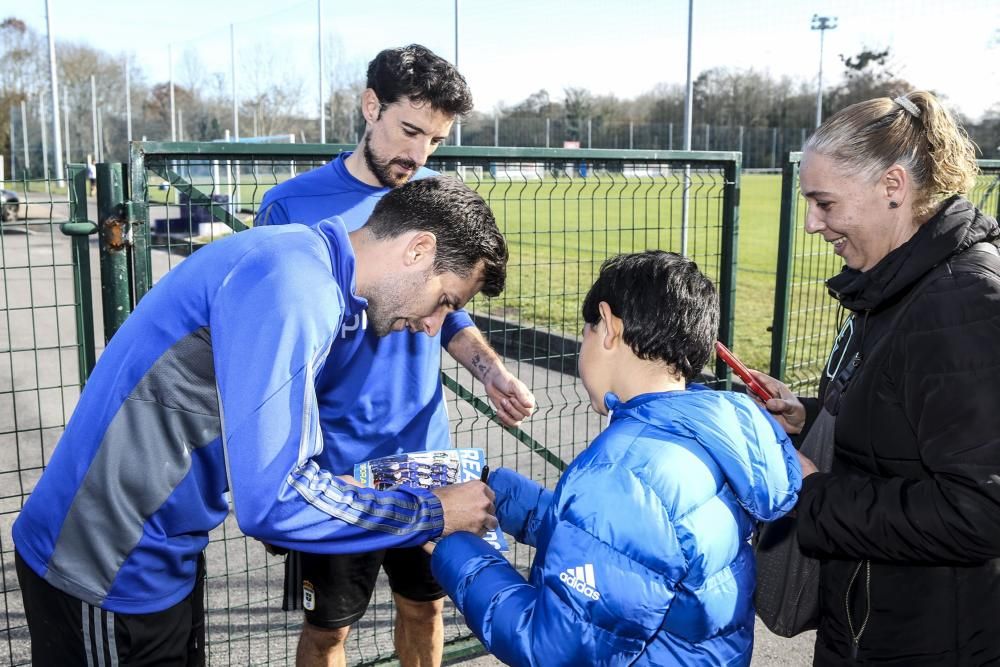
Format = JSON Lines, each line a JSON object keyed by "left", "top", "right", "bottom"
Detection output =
{"left": 141, "top": 164, "right": 1000, "bottom": 385}
{"left": 144, "top": 168, "right": 826, "bottom": 375}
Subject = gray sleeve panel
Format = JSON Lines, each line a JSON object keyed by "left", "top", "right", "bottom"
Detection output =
{"left": 45, "top": 328, "right": 221, "bottom": 604}
{"left": 132, "top": 328, "right": 218, "bottom": 415}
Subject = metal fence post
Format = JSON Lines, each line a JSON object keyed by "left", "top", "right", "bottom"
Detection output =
{"left": 61, "top": 163, "right": 98, "bottom": 384}
{"left": 97, "top": 162, "right": 132, "bottom": 341}
{"left": 129, "top": 144, "right": 153, "bottom": 301}
{"left": 769, "top": 153, "right": 800, "bottom": 381}
{"left": 715, "top": 154, "right": 741, "bottom": 386}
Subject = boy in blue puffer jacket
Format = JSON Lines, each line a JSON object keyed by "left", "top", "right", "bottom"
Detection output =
{"left": 429, "top": 250, "right": 802, "bottom": 666}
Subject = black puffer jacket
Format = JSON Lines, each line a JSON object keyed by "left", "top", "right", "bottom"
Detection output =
{"left": 796, "top": 197, "right": 1000, "bottom": 666}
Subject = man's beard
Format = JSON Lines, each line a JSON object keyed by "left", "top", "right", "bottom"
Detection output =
{"left": 363, "top": 132, "right": 418, "bottom": 188}
{"left": 365, "top": 270, "right": 425, "bottom": 336}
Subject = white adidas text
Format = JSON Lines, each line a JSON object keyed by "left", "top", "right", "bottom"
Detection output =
{"left": 559, "top": 564, "right": 601, "bottom": 601}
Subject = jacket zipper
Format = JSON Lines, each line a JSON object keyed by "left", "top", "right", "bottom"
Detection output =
{"left": 845, "top": 559, "right": 871, "bottom": 659}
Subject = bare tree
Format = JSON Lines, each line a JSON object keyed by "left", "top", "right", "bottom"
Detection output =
{"left": 323, "top": 34, "right": 365, "bottom": 144}
{"left": 1, "top": 17, "right": 46, "bottom": 168}
{"left": 240, "top": 44, "right": 306, "bottom": 138}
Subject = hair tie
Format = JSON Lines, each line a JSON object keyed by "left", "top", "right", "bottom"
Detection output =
{"left": 894, "top": 96, "right": 921, "bottom": 118}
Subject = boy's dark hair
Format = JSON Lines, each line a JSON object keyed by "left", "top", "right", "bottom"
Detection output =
{"left": 581, "top": 251, "right": 718, "bottom": 380}
{"left": 367, "top": 44, "right": 473, "bottom": 117}
{"left": 365, "top": 177, "right": 507, "bottom": 297}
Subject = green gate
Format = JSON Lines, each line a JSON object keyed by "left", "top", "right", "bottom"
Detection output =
{"left": 769, "top": 154, "right": 1000, "bottom": 395}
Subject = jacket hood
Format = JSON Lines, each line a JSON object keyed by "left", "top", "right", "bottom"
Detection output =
{"left": 827, "top": 196, "right": 1000, "bottom": 312}
{"left": 605, "top": 387, "right": 801, "bottom": 522}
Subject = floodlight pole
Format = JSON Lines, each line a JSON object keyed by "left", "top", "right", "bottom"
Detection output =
{"left": 318, "top": 0, "right": 325, "bottom": 143}
{"left": 681, "top": 0, "right": 694, "bottom": 257}
{"left": 125, "top": 55, "right": 133, "bottom": 143}
{"left": 45, "top": 0, "right": 64, "bottom": 186}
{"left": 39, "top": 95, "right": 49, "bottom": 178}
{"left": 90, "top": 75, "right": 98, "bottom": 160}
{"left": 454, "top": 0, "right": 461, "bottom": 146}
{"left": 231, "top": 23, "right": 239, "bottom": 140}
{"left": 811, "top": 14, "right": 837, "bottom": 129}
{"left": 168, "top": 44, "right": 176, "bottom": 141}
{"left": 63, "top": 84, "right": 70, "bottom": 163}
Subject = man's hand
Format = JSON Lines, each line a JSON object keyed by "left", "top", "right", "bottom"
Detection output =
{"left": 432, "top": 480, "right": 498, "bottom": 537}
{"left": 747, "top": 369, "right": 806, "bottom": 435}
{"left": 484, "top": 368, "right": 536, "bottom": 427}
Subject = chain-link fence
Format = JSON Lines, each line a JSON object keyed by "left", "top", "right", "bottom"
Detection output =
{"left": 769, "top": 154, "right": 1000, "bottom": 395}
{"left": 6, "top": 144, "right": 994, "bottom": 664}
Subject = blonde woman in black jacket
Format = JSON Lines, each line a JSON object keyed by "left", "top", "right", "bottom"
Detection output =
{"left": 750, "top": 91, "right": 1000, "bottom": 665}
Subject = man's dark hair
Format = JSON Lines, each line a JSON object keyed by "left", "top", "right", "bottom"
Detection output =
{"left": 365, "top": 177, "right": 507, "bottom": 296}
{"left": 367, "top": 44, "right": 473, "bottom": 117}
{"left": 581, "top": 251, "right": 718, "bottom": 380}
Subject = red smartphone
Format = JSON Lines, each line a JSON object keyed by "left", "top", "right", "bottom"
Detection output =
{"left": 715, "top": 341, "right": 775, "bottom": 403}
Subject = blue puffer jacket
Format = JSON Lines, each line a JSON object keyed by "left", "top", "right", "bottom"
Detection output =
{"left": 432, "top": 387, "right": 801, "bottom": 666}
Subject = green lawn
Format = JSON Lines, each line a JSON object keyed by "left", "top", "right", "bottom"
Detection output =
{"left": 466, "top": 172, "right": 808, "bottom": 373}
{"left": 143, "top": 167, "right": 848, "bottom": 379}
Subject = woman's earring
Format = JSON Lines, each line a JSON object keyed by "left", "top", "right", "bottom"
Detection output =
{"left": 889, "top": 201, "right": 899, "bottom": 209}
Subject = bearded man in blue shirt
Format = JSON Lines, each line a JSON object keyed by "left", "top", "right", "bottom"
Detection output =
{"left": 257, "top": 44, "right": 535, "bottom": 667}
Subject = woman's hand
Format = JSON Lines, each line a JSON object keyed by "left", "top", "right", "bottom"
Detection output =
{"left": 747, "top": 369, "right": 807, "bottom": 435}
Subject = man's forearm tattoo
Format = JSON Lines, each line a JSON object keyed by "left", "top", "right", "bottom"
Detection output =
{"left": 471, "top": 353, "right": 491, "bottom": 381}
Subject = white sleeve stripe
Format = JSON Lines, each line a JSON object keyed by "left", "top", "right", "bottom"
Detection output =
{"left": 290, "top": 464, "right": 444, "bottom": 526}
{"left": 290, "top": 477, "right": 442, "bottom": 535}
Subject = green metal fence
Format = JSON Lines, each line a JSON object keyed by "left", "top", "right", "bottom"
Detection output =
{"left": 0, "top": 165, "right": 101, "bottom": 666}
{"left": 769, "top": 154, "right": 1000, "bottom": 395}
{"left": 4, "top": 142, "right": 996, "bottom": 665}
{"left": 95, "top": 141, "right": 737, "bottom": 665}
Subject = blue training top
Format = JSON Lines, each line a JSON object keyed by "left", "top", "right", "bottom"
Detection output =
{"left": 12, "top": 220, "right": 445, "bottom": 614}
{"left": 256, "top": 153, "right": 474, "bottom": 472}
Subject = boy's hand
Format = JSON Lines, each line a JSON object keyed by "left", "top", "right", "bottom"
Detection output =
{"left": 432, "top": 481, "right": 498, "bottom": 537}
{"left": 747, "top": 369, "right": 806, "bottom": 435}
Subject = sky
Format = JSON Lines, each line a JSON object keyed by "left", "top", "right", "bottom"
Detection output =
{"left": 14, "top": 0, "right": 1000, "bottom": 121}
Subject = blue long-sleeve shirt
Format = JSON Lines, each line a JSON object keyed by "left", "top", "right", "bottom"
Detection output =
{"left": 256, "top": 154, "right": 474, "bottom": 471}
{"left": 12, "top": 219, "right": 445, "bottom": 614}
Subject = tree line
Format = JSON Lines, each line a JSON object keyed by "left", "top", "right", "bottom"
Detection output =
{"left": 2, "top": 16, "right": 997, "bottom": 176}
